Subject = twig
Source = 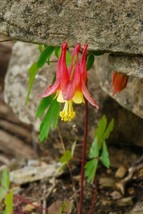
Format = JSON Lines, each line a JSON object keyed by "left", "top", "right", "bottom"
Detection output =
{"left": 79, "top": 99, "right": 88, "bottom": 214}
{"left": 14, "top": 194, "right": 47, "bottom": 212}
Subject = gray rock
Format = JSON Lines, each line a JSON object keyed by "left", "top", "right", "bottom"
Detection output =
{"left": 1, "top": 0, "right": 143, "bottom": 84}
{"left": 115, "top": 165, "right": 127, "bottom": 179}
{"left": 0, "top": 0, "right": 142, "bottom": 56}
{"left": 95, "top": 54, "right": 143, "bottom": 119}
{"left": 4, "top": 42, "right": 54, "bottom": 131}
{"left": 129, "top": 202, "right": 143, "bottom": 214}
{"left": 109, "top": 55, "right": 143, "bottom": 78}
{"left": 110, "top": 191, "right": 122, "bottom": 200}
{"left": 116, "top": 197, "right": 133, "bottom": 207}
{"left": 4, "top": 42, "right": 143, "bottom": 153}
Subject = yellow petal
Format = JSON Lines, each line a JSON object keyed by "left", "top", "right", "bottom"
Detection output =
{"left": 72, "top": 91, "right": 84, "bottom": 104}
{"left": 57, "top": 91, "right": 65, "bottom": 103}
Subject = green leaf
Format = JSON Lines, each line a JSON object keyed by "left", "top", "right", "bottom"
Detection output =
{"left": 26, "top": 62, "right": 38, "bottom": 103}
{"left": 100, "top": 142, "right": 110, "bottom": 168}
{"left": 59, "top": 150, "right": 72, "bottom": 172}
{"left": 95, "top": 115, "right": 107, "bottom": 139}
{"left": 37, "top": 46, "right": 55, "bottom": 68}
{"left": 0, "top": 188, "right": 7, "bottom": 201}
{"left": 4, "top": 190, "right": 13, "bottom": 214}
{"left": 39, "top": 99, "right": 59, "bottom": 142}
{"left": 60, "top": 150, "right": 72, "bottom": 164}
{"left": 66, "top": 51, "right": 71, "bottom": 66}
{"left": 55, "top": 47, "right": 61, "bottom": 58}
{"left": 39, "top": 108, "right": 53, "bottom": 142}
{"left": 36, "top": 95, "right": 54, "bottom": 118}
{"left": 103, "top": 118, "right": 114, "bottom": 140}
{"left": 38, "top": 44, "right": 44, "bottom": 52}
{"left": 85, "top": 116, "right": 114, "bottom": 183}
{"left": 51, "top": 101, "right": 60, "bottom": 130}
{"left": 1, "top": 169, "right": 10, "bottom": 191}
{"left": 26, "top": 46, "right": 55, "bottom": 103}
{"left": 86, "top": 55, "right": 95, "bottom": 70}
{"left": 91, "top": 50, "right": 104, "bottom": 56}
{"left": 89, "top": 138, "right": 99, "bottom": 159}
{"left": 85, "top": 159, "right": 98, "bottom": 184}
{"left": 95, "top": 115, "right": 107, "bottom": 148}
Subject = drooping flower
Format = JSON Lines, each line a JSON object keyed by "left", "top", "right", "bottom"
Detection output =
{"left": 40, "top": 42, "right": 99, "bottom": 122}
{"left": 112, "top": 71, "right": 129, "bottom": 95}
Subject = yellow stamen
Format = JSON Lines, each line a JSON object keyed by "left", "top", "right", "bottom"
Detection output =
{"left": 59, "top": 100, "right": 75, "bottom": 122}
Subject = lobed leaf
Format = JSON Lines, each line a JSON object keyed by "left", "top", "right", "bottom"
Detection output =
{"left": 85, "top": 115, "right": 114, "bottom": 183}
{"left": 103, "top": 118, "right": 114, "bottom": 140}
{"left": 89, "top": 138, "right": 99, "bottom": 159}
{"left": 85, "top": 159, "right": 98, "bottom": 184}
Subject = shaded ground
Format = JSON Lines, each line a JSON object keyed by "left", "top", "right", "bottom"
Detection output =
{"left": 0, "top": 42, "right": 143, "bottom": 214}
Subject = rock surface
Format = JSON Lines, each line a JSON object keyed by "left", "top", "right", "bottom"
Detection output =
{"left": 1, "top": 1, "right": 143, "bottom": 79}
{"left": 4, "top": 42, "right": 143, "bottom": 150}
{"left": 0, "top": 0, "right": 143, "bottom": 55}
{"left": 109, "top": 55, "right": 143, "bottom": 78}
{"left": 95, "top": 54, "right": 143, "bottom": 119}
{"left": 4, "top": 42, "right": 54, "bottom": 131}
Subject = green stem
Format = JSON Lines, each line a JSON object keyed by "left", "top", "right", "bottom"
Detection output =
{"left": 79, "top": 99, "right": 88, "bottom": 214}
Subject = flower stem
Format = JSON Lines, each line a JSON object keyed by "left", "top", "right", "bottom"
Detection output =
{"left": 79, "top": 99, "right": 88, "bottom": 214}
{"left": 87, "top": 178, "right": 97, "bottom": 214}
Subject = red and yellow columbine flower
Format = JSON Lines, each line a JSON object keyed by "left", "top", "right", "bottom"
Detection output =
{"left": 40, "top": 42, "right": 99, "bottom": 122}
{"left": 112, "top": 71, "right": 129, "bottom": 95}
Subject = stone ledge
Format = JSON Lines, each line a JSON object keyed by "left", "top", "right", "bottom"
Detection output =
{"left": 0, "top": 0, "right": 143, "bottom": 55}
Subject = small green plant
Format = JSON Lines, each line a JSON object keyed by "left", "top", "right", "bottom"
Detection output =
{"left": 26, "top": 43, "right": 116, "bottom": 214}
{"left": 85, "top": 115, "right": 114, "bottom": 183}
{"left": 0, "top": 169, "right": 13, "bottom": 214}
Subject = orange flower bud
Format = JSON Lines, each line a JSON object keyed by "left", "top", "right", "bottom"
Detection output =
{"left": 112, "top": 72, "right": 129, "bottom": 95}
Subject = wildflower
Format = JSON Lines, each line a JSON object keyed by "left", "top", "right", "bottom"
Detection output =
{"left": 112, "top": 71, "right": 129, "bottom": 95}
{"left": 40, "top": 42, "right": 99, "bottom": 122}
